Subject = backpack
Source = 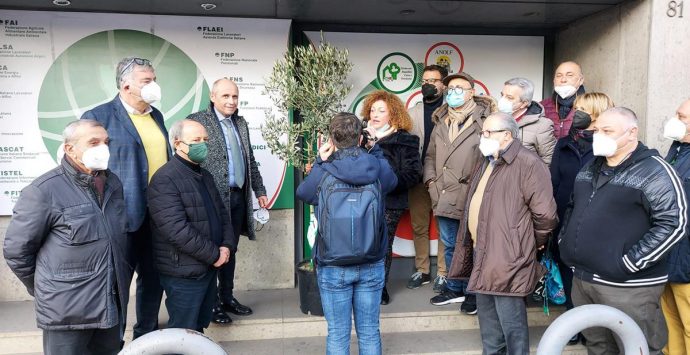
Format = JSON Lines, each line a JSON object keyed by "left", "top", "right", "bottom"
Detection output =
{"left": 314, "top": 171, "right": 385, "bottom": 266}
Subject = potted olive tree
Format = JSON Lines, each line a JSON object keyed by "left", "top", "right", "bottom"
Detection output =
{"left": 261, "top": 34, "right": 352, "bottom": 316}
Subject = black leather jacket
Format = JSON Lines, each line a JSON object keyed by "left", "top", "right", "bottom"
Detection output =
{"left": 559, "top": 143, "right": 688, "bottom": 287}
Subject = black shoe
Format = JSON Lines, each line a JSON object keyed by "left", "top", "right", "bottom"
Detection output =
{"left": 381, "top": 287, "right": 390, "bottom": 305}
{"left": 430, "top": 289, "right": 465, "bottom": 306}
{"left": 460, "top": 294, "right": 477, "bottom": 315}
{"left": 223, "top": 297, "right": 253, "bottom": 316}
{"left": 567, "top": 333, "right": 581, "bottom": 346}
{"left": 211, "top": 306, "right": 232, "bottom": 324}
{"left": 406, "top": 272, "right": 431, "bottom": 289}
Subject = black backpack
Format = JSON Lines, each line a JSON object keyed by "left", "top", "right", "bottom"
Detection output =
{"left": 315, "top": 171, "right": 385, "bottom": 266}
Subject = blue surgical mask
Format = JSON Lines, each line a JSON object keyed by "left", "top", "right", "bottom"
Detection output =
{"left": 446, "top": 92, "right": 465, "bottom": 108}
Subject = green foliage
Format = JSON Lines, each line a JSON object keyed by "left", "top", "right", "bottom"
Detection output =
{"left": 261, "top": 34, "right": 353, "bottom": 171}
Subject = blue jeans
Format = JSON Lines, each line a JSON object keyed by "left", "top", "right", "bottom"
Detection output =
{"left": 436, "top": 216, "right": 468, "bottom": 293}
{"left": 317, "top": 260, "right": 385, "bottom": 355}
{"left": 159, "top": 270, "right": 217, "bottom": 332}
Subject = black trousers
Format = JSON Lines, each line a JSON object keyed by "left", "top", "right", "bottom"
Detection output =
{"left": 217, "top": 188, "right": 246, "bottom": 305}
{"left": 43, "top": 326, "right": 120, "bottom": 355}
{"left": 131, "top": 214, "right": 164, "bottom": 339}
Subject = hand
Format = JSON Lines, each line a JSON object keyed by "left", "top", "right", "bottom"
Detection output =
{"left": 305, "top": 163, "right": 313, "bottom": 174}
{"left": 213, "top": 247, "right": 231, "bottom": 267}
{"left": 363, "top": 127, "right": 378, "bottom": 149}
{"left": 257, "top": 195, "right": 268, "bottom": 208}
{"left": 319, "top": 139, "right": 335, "bottom": 161}
{"left": 425, "top": 180, "right": 435, "bottom": 188}
{"left": 537, "top": 245, "right": 545, "bottom": 251}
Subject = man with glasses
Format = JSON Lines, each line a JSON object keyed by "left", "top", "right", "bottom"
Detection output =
{"left": 541, "top": 61, "right": 586, "bottom": 139}
{"left": 559, "top": 107, "right": 687, "bottom": 354}
{"left": 81, "top": 56, "right": 169, "bottom": 339}
{"left": 424, "top": 72, "right": 496, "bottom": 314}
{"left": 187, "top": 78, "right": 268, "bottom": 324}
{"left": 464, "top": 112, "right": 557, "bottom": 354}
{"left": 407, "top": 65, "right": 448, "bottom": 292}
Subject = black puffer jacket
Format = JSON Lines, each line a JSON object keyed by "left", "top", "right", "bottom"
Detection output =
{"left": 559, "top": 143, "right": 688, "bottom": 287}
{"left": 148, "top": 156, "right": 235, "bottom": 279}
{"left": 377, "top": 130, "right": 421, "bottom": 210}
{"left": 4, "top": 158, "right": 132, "bottom": 330}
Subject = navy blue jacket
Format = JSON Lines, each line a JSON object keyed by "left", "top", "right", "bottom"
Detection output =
{"left": 550, "top": 136, "right": 594, "bottom": 223}
{"left": 81, "top": 96, "right": 170, "bottom": 232}
{"left": 666, "top": 141, "right": 690, "bottom": 283}
{"left": 296, "top": 145, "right": 398, "bottom": 263}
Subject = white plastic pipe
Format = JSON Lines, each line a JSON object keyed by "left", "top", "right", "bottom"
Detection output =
{"left": 536, "top": 304, "right": 649, "bottom": 355}
{"left": 118, "top": 328, "right": 227, "bottom": 355}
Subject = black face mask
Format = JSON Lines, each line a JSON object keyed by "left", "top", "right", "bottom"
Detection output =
{"left": 572, "top": 110, "right": 592, "bottom": 129}
{"left": 579, "top": 129, "right": 594, "bottom": 142}
{"left": 422, "top": 83, "right": 439, "bottom": 100}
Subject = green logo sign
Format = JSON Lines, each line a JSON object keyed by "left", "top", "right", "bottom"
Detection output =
{"left": 376, "top": 52, "right": 417, "bottom": 94}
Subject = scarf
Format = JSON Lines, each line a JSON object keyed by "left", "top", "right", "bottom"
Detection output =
{"left": 446, "top": 100, "right": 477, "bottom": 141}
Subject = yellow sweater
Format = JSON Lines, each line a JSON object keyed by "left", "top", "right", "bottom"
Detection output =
{"left": 468, "top": 163, "right": 494, "bottom": 245}
{"left": 129, "top": 113, "right": 167, "bottom": 182}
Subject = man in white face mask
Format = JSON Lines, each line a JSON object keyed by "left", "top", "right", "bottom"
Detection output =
{"left": 661, "top": 99, "right": 690, "bottom": 355}
{"left": 4, "top": 120, "right": 132, "bottom": 355}
{"left": 499, "top": 77, "right": 555, "bottom": 164}
{"left": 457, "top": 112, "right": 557, "bottom": 354}
{"left": 540, "top": 61, "right": 585, "bottom": 139}
{"left": 81, "top": 56, "right": 171, "bottom": 339}
{"left": 559, "top": 107, "right": 688, "bottom": 355}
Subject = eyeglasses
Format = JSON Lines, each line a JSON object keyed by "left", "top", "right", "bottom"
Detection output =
{"left": 480, "top": 129, "right": 507, "bottom": 138}
{"left": 118, "top": 58, "right": 151, "bottom": 77}
{"left": 447, "top": 87, "right": 472, "bottom": 95}
{"left": 421, "top": 78, "right": 442, "bottom": 84}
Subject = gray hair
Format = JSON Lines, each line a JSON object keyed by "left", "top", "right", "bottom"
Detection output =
{"left": 168, "top": 119, "right": 188, "bottom": 148}
{"left": 62, "top": 119, "right": 104, "bottom": 144}
{"left": 116, "top": 56, "right": 154, "bottom": 90}
{"left": 487, "top": 112, "right": 520, "bottom": 139}
{"left": 602, "top": 107, "right": 638, "bottom": 128}
{"left": 504, "top": 77, "right": 534, "bottom": 103}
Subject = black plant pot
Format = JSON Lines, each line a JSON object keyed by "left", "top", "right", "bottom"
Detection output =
{"left": 296, "top": 259, "right": 324, "bottom": 316}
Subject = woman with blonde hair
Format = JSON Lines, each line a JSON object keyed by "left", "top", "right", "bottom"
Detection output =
{"left": 360, "top": 90, "right": 421, "bottom": 305}
{"left": 550, "top": 91, "right": 614, "bottom": 345}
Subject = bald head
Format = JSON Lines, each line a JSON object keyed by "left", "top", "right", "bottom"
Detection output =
{"left": 678, "top": 99, "right": 690, "bottom": 121}
{"left": 211, "top": 78, "right": 239, "bottom": 117}
{"left": 554, "top": 61, "right": 584, "bottom": 90}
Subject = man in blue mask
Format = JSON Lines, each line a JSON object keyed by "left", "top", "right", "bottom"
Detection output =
{"left": 424, "top": 72, "right": 497, "bottom": 315}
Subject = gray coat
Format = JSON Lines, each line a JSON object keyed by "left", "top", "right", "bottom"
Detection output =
{"left": 3, "top": 158, "right": 132, "bottom": 330}
{"left": 187, "top": 103, "right": 267, "bottom": 240}
{"left": 517, "top": 101, "right": 556, "bottom": 166}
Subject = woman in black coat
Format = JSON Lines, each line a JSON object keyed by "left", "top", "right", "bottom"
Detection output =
{"left": 361, "top": 90, "right": 421, "bottom": 305}
{"left": 550, "top": 92, "right": 613, "bottom": 344}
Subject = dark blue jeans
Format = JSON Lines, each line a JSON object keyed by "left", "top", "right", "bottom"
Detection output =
{"left": 217, "top": 189, "right": 246, "bottom": 305}
{"left": 131, "top": 216, "right": 164, "bottom": 339}
{"left": 160, "top": 270, "right": 217, "bottom": 332}
{"left": 436, "top": 216, "right": 468, "bottom": 293}
{"left": 317, "top": 260, "right": 385, "bottom": 355}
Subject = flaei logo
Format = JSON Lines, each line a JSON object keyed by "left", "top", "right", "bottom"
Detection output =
{"left": 197, "top": 26, "right": 223, "bottom": 32}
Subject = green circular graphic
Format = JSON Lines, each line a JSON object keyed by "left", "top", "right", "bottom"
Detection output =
{"left": 376, "top": 52, "right": 417, "bottom": 94}
{"left": 38, "top": 30, "right": 210, "bottom": 161}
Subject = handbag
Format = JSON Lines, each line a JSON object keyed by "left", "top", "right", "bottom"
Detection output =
{"left": 534, "top": 238, "right": 566, "bottom": 315}
{"left": 447, "top": 229, "right": 474, "bottom": 280}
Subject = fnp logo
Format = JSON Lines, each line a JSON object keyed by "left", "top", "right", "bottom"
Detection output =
{"left": 197, "top": 26, "right": 223, "bottom": 32}
{"left": 0, "top": 20, "right": 18, "bottom": 26}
